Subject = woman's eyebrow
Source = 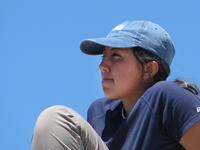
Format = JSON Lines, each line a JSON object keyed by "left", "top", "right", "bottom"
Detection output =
{"left": 103, "top": 48, "right": 123, "bottom": 52}
{"left": 111, "top": 48, "right": 122, "bottom": 51}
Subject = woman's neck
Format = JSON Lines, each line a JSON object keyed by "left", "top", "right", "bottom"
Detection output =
{"left": 122, "top": 80, "right": 155, "bottom": 117}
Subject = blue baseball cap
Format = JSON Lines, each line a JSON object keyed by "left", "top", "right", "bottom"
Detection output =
{"left": 80, "top": 20, "right": 175, "bottom": 66}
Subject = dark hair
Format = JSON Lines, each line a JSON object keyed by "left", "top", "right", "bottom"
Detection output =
{"left": 174, "top": 79, "right": 200, "bottom": 98}
{"left": 132, "top": 47, "right": 170, "bottom": 82}
{"left": 132, "top": 47, "right": 200, "bottom": 97}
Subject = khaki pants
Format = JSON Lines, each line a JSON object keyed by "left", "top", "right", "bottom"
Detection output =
{"left": 32, "top": 105, "right": 109, "bottom": 150}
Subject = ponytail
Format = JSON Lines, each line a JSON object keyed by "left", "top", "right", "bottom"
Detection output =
{"left": 174, "top": 79, "right": 200, "bottom": 98}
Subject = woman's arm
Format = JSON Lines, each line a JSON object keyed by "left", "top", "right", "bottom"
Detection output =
{"left": 180, "top": 121, "right": 200, "bottom": 150}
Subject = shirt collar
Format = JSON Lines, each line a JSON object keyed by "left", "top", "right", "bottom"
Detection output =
{"left": 122, "top": 107, "right": 127, "bottom": 119}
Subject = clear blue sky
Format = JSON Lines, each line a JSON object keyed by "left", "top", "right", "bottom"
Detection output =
{"left": 1, "top": 1, "right": 200, "bottom": 149}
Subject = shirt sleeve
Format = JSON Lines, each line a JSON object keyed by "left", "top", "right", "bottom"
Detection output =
{"left": 154, "top": 82, "right": 200, "bottom": 142}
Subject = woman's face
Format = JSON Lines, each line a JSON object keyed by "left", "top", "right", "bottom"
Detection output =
{"left": 99, "top": 46, "right": 144, "bottom": 101}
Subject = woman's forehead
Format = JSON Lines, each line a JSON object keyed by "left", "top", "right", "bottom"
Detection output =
{"left": 103, "top": 46, "right": 132, "bottom": 52}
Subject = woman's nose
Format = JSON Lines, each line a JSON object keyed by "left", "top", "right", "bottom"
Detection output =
{"left": 99, "top": 57, "right": 110, "bottom": 72}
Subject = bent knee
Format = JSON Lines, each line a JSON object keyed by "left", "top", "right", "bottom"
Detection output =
{"left": 33, "top": 105, "right": 82, "bottom": 134}
{"left": 34, "top": 105, "right": 77, "bottom": 126}
{"left": 32, "top": 105, "right": 84, "bottom": 150}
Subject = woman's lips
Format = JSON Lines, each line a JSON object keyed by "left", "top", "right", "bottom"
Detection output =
{"left": 101, "top": 78, "right": 114, "bottom": 85}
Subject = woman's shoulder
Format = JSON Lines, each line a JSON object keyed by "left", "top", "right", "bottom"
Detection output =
{"left": 150, "top": 81, "right": 186, "bottom": 93}
{"left": 145, "top": 81, "right": 199, "bottom": 101}
{"left": 146, "top": 81, "right": 176, "bottom": 95}
{"left": 152, "top": 81, "right": 176, "bottom": 89}
{"left": 151, "top": 81, "right": 199, "bottom": 96}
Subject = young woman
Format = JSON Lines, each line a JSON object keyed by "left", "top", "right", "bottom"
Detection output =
{"left": 32, "top": 20, "right": 200, "bottom": 150}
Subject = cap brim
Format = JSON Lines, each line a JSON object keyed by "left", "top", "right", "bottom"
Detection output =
{"left": 80, "top": 38, "right": 137, "bottom": 55}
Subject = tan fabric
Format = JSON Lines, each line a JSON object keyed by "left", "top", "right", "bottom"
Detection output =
{"left": 32, "top": 105, "right": 108, "bottom": 150}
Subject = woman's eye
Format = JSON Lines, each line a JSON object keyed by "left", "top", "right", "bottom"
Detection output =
{"left": 101, "top": 53, "right": 121, "bottom": 59}
{"left": 113, "top": 53, "right": 121, "bottom": 57}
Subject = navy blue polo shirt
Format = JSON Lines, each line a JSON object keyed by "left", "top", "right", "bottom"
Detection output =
{"left": 87, "top": 81, "right": 200, "bottom": 150}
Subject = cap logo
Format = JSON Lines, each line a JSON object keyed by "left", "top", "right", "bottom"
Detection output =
{"left": 113, "top": 24, "right": 125, "bottom": 31}
{"left": 109, "top": 20, "right": 132, "bottom": 35}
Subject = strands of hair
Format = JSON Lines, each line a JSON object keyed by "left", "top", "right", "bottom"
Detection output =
{"left": 174, "top": 79, "right": 200, "bottom": 98}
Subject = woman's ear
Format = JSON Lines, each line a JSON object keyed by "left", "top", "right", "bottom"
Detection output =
{"left": 143, "top": 61, "right": 159, "bottom": 80}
